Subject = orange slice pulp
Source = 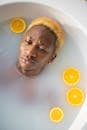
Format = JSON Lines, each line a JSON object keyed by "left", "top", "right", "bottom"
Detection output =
{"left": 10, "top": 17, "right": 26, "bottom": 33}
{"left": 66, "top": 87, "right": 85, "bottom": 106}
{"left": 63, "top": 67, "right": 80, "bottom": 86}
{"left": 49, "top": 107, "right": 64, "bottom": 123}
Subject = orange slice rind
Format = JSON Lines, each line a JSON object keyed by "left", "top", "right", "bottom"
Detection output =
{"left": 66, "top": 87, "right": 85, "bottom": 106}
{"left": 63, "top": 67, "right": 80, "bottom": 86}
{"left": 49, "top": 107, "right": 64, "bottom": 123}
{"left": 10, "top": 17, "right": 26, "bottom": 33}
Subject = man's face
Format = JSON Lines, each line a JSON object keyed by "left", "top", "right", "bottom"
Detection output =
{"left": 18, "top": 25, "right": 56, "bottom": 76}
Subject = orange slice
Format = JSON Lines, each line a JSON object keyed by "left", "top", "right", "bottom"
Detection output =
{"left": 49, "top": 107, "right": 64, "bottom": 123}
{"left": 10, "top": 17, "right": 26, "bottom": 33}
{"left": 66, "top": 87, "right": 85, "bottom": 106}
{"left": 63, "top": 67, "right": 80, "bottom": 86}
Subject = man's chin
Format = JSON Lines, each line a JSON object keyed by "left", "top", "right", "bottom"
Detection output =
{"left": 17, "top": 62, "right": 42, "bottom": 77}
{"left": 20, "top": 68, "right": 41, "bottom": 77}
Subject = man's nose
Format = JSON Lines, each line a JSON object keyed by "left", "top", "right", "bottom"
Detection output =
{"left": 26, "top": 48, "right": 37, "bottom": 59}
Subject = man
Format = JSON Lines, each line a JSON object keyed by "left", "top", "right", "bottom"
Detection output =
{"left": 17, "top": 17, "right": 64, "bottom": 77}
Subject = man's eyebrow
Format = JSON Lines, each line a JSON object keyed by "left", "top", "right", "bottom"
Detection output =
{"left": 38, "top": 40, "right": 48, "bottom": 46}
{"left": 39, "top": 44, "right": 49, "bottom": 49}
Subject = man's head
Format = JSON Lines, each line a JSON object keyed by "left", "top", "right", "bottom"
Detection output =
{"left": 17, "top": 17, "right": 64, "bottom": 77}
{"left": 18, "top": 25, "right": 57, "bottom": 76}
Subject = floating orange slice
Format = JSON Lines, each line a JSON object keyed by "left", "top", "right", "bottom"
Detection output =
{"left": 63, "top": 67, "right": 80, "bottom": 86}
{"left": 10, "top": 17, "right": 26, "bottom": 33}
{"left": 49, "top": 107, "right": 64, "bottom": 123}
{"left": 66, "top": 87, "right": 85, "bottom": 106}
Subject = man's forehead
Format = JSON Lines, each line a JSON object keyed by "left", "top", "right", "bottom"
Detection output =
{"left": 25, "top": 25, "right": 56, "bottom": 48}
{"left": 28, "top": 25, "right": 50, "bottom": 35}
{"left": 29, "top": 25, "right": 55, "bottom": 37}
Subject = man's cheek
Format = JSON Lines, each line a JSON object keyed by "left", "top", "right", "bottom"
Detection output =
{"left": 20, "top": 45, "right": 24, "bottom": 52}
{"left": 39, "top": 55, "right": 50, "bottom": 64}
{"left": 20, "top": 46, "right": 25, "bottom": 56}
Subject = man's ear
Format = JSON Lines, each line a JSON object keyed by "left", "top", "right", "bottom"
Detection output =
{"left": 48, "top": 53, "right": 57, "bottom": 63}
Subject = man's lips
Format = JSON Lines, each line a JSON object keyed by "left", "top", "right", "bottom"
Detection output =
{"left": 20, "top": 56, "right": 37, "bottom": 65}
{"left": 21, "top": 57, "right": 29, "bottom": 65}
